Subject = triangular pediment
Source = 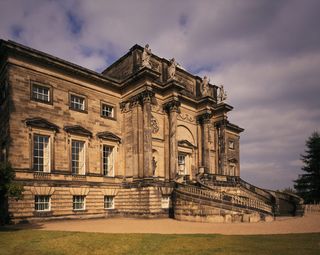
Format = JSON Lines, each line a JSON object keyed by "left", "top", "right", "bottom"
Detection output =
{"left": 64, "top": 125, "right": 92, "bottom": 137}
{"left": 25, "top": 117, "right": 59, "bottom": 132}
{"left": 97, "top": 131, "right": 121, "bottom": 143}
{"left": 178, "top": 139, "right": 196, "bottom": 148}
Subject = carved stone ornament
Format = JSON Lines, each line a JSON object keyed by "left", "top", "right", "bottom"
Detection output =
{"left": 151, "top": 115, "right": 159, "bottom": 134}
{"left": 97, "top": 131, "right": 121, "bottom": 143}
{"left": 63, "top": 125, "right": 92, "bottom": 137}
{"left": 25, "top": 117, "right": 60, "bottom": 132}
{"left": 163, "top": 99, "right": 181, "bottom": 113}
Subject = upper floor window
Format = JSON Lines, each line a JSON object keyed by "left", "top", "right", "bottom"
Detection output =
{"left": 33, "top": 134, "right": 50, "bottom": 172}
{"left": 31, "top": 83, "right": 51, "bottom": 103}
{"left": 70, "top": 94, "right": 86, "bottom": 111}
{"left": 101, "top": 103, "right": 114, "bottom": 118}
{"left": 35, "top": 195, "right": 51, "bottom": 211}
{"left": 72, "top": 140, "right": 85, "bottom": 175}
{"left": 228, "top": 140, "right": 235, "bottom": 150}
{"left": 103, "top": 145, "right": 114, "bottom": 176}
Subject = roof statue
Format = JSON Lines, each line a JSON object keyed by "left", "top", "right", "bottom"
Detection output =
{"left": 218, "top": 85, "right": 227, "bottom": 102}
{"left": 201, "top": 76, "right": 210, "bottom": 97}
{"left": 168, "top": 58, "right": 177, "bottom": 80}
{"left": 142, "top": 44, "right": 151, "bottom": 68}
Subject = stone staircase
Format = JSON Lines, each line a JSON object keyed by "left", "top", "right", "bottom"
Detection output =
{"left": 172, "top": 173, "right": 304, "bottom": 223}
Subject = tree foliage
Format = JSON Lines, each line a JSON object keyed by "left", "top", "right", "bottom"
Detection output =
{"left": 0, "top": 162, "right": 24, "bottom": 224}
{"left": 294, "top": 132, "right": 320, "bottom": 203}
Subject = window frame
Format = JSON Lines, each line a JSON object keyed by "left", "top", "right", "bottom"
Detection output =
{"left": 100, "top": 101, "right": 116, "bottom": 120}
{"left": 35, "top": 195, "right": 51, "bottom": 212}
{"left": 69, "top": 92, "right": 87, "bottom": 113}
{"left": 32, "top": 133, "right": 51, "bottom": 173}
{"left": 102, "top": 145, "right": 114, "bottom": 177}
{"left": 71, "top": 139, "right": 86, "bottom": 175}
{"left": 104, "top": 196, "right": 114, "bottom": 209}
{"left": 228, "top": 140, "right": 235, "bottom": 150}
{"left": 73, "top": 195, "right": 86, "bottom": 211}
{"left": 161, "top": 196, "right": 171, "bottom": 209}
{"left": 30, "top": 82, "right": 52, "bottom": 105}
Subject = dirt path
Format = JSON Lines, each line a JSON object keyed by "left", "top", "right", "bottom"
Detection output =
{"left": 11, "top": 213, "right": 320, "bottom": 235}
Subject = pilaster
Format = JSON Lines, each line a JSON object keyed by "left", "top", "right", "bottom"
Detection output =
{"left": 163, "top": 99, "right": 181, "bottom": 180}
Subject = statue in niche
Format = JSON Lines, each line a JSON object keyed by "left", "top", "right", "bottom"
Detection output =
{"left": 201, "top": 76, "right": 210, "bottom": 96}
{"left": 152, "top": 156, "right": 157, "bottom": 176}
{"left": 218, "top": 85, "right": 227, "bottom": 102}
{"left": 142, "top": 44, "right": 151, "bottom": 68}
{"left": 168, "top": 58, "right": 177, "bottom": 80}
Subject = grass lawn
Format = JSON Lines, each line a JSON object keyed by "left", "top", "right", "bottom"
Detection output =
{"left": 0, "top": 229, "right": 319, "bottom": 255}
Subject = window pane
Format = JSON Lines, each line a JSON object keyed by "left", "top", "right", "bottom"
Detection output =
{"left": 70, "top": 95, "right": 85, "bottom": 110}
{"left": 35, "top": 195, "right": 50, "bottom": 211}
{"left": 33, "top": 135, "right": 50, "bottom": 172}
{"left": 104, "top": 196, "right": 114, "bottom": 209}
{"left": 72, "top": 141, "right": 85, "bottom": 175}
{"left": 32, "top": 84, "right": 50, "bottom": 102}
{"left": 73, "top": 195, "right": 85, "bottom": 210}
{"left": 101, "top": 104, "right": 114, "bottom": 118}
{"left": 103, "top": 145, "right": 113, "bottom": 176}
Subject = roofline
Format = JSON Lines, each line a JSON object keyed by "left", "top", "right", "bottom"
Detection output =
{"left": 0, "top": 39, "right": 120, "bottom": 87}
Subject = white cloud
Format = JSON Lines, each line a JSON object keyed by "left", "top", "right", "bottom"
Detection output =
{"left": 0, "top": 0, "right": 319, "bottom": 190}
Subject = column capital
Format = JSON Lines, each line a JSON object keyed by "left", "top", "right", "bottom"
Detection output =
{"left": 163, "top": 99, "right": 181, "bottom": 113}
{"left": 120, "top": 88, "right": 155, "bottom": 111}
{"left": 197, "top": 110, "right": 213, "bottom": 124}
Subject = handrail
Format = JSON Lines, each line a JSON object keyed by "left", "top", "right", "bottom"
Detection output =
{"left": 176, "top": 183, "right": 273, "bottom": 214}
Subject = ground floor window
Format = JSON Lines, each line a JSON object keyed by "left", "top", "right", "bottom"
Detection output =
{"left": 161, "top": 196, "right": 171, "bottom": 209}
{"left": 73, "top": 195, "right": 85, "bottom": 210}
{"left": 104, "top": 196, "right": 114, "bottom": 209}
{"left": 35, "top": 195, "right": 51, "bottom": 211}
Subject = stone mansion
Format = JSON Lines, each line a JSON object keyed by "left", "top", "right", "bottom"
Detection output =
{"left": 0, "top": 40, "right": 303, "bottom": 223}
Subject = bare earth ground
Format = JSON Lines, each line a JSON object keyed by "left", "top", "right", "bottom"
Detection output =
{"left": 11, "top": 213, "right": 320, "bottom": 235}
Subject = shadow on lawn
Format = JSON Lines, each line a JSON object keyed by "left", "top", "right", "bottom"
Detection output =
{"left": 0, "top": 222, "right": 45, "bottom": 232}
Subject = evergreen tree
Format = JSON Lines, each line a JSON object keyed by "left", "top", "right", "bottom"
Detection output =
{"left": 0, "top": 162, "right": 24, "bottom": 224}
{"left": 294, "top": 132, "right": 320, "bottom": 203}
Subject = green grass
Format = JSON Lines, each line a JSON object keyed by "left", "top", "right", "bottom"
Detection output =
{"left": 0, "top": 229, "right": 319, "bottom": 255}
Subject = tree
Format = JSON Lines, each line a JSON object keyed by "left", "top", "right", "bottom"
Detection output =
{"left": 294, "top": 132, "right": 320, "bottom": 203}
{"left": 0, "top": 162, "right": 24, "bottom": 224}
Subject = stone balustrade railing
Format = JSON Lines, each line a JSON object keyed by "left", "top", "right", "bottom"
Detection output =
{"left": 177, "top": 184, "right": 273, "bottom": 214}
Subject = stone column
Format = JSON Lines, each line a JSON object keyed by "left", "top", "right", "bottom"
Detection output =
{"left": 198, "top": 112, "right": 213, "bottom": 173}
{"left": 215, "top": 119, "right": 226, "bottom": 175}
{"left": 164, "top": 99, "right": 180, "bottom": 180}
{"left": 141, "top": 90, "right": 154, "bottom": 178}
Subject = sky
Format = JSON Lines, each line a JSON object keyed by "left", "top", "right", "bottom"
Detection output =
{"left": 1, "top": 0, "right": 319, "bottom": 190}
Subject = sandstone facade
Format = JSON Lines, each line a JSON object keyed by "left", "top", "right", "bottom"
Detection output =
{"left": 0, "top": 40, "right": 302, "bottom": 223}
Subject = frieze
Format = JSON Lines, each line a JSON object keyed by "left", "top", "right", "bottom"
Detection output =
{"left": 177, "top": 113, "right": 195, "bottom": 123}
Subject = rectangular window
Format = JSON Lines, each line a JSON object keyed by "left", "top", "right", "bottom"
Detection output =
{"left": 73, "top": 195, "right": 85, "bottom": 210}
{"left": 104, "top": 196, "right": 114, "bottom": 209}
{"left": 228, "top": 140, "right": 235, "bottom": 149}
{"left": 70, "top": 94, "right": 85, "bottom": 111}
{"left": 161, "top": 196, "right": 171, "bottom": 209}
{"left": 35, "top": 195, "right": 51, "bottom": 211}
{"left": 101, "top": 103, "right": 114, "bottom": 118}
{"left": 32, "top": 84, "right": 50, "bottom": 103}
{"left": 102, "top": 145, "right": 114, "bottom": 176}
{"left": 72, "top": 140, "right": 85, "bottom": 175}
{"left": 33, "top": 135, "right": 50, "bottom": 172}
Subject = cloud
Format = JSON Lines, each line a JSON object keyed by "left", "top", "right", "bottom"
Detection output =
{"left": 0, "top": 0, "right": 319, "bottom": 190}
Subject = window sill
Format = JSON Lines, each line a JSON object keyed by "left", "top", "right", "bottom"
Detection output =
{"left": 69, "top": 107, "right": 88, "bottom": 114}
{"left": 73, "top": 209, "right": 87, "bottom": 213}
{"left": 100, "top": 115, "right": 117, "bottom": 121}
{"left": 31, "top": 98, "right": 53, "bottom": 105}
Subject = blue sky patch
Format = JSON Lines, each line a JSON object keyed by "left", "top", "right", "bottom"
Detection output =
{"left": 66, "top": 10, "right": 83, "bottom": 35}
